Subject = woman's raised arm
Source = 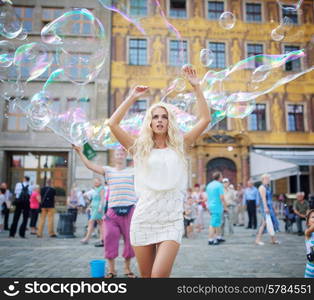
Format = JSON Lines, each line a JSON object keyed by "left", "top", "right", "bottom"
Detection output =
{"left": 183, "top": 66, "right": 211, "bottom": 147}
{"left": 108, "top": 85, "right": 149, "bottom": 151}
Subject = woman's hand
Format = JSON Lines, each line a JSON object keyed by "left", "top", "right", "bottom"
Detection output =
{"left": 129, "top": 85, "right": 149, "bottom": 99}
{"left": 182, "top": 65, "right": 200, "bottom": 87}
{"left": 72, "top": 144, "right": 82, "bottom": 154}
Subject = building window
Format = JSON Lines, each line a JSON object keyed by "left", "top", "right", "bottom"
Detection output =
{"left": 248, "top": 103, "right": 266, "bottom": 131}
{"left": 130, "top": 99, "right": 147, "bottom": 114}
{"left": 70, "top": 10, "right": 92, "bottom": 35}
{"left": 41, "top": 7, "right": 64, "bottom": 27}
{"left": 284, "top": 45, "right": 301, "bottom": 71}
{"left": 169, "top": 0, "right": 187, "bottom": 18}
{"left": 5, "top": 98, "right": 28, "bottom": 131}
{"left": 14, "top": 6, "right": 34, "bottom": 32}
{"left": 287, "top": 104, "right": 304, "bottom": 131}
{"left": 247, "top": 43, "right": 263, "bottom": 68}
{"left": 208, "top": 42, "right": 226, "bottom": 68}
{"left": 245, "top": 3, "right": 262, "bottom": 22}
{"left": 129, "top": 38, "right": 147, "bottom": 65}
{"left": 282, "top": 6, "right": 298, "bottom": 24}
{"left": 207, "top": 1, "right": 224, "bottom": 20}
{"left": 130, "top": 0, "right": 147, "bottom": 16}
{"left": 169, "top": 40, "right": 188, "bottom": 66}
{"left": 67, "top": 54, "right": 91, "bottom": 80}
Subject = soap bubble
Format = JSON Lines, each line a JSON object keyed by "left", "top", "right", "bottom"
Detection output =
{"left": 13, "top": 42, "right": 52, "bottom": 82}
{"left": 219, "top": 12, "right": 236, "bottom": 30}
{"left": 0, "top": 40, "right": 14, "bottom": 68}
{"left": 41, "top": 9, "right": 107, "bottom": 85}
{"left": 276, "top": 0, "right": 303, "bottom": 11}
{"left": 200, "top": 48, "right": 214, "bottom": 67}
{"left": 0, "top": 2, "right": 23, "bottom": 39}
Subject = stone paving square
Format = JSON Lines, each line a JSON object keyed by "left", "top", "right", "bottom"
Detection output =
{"left": 0, "top": 211, "right": 307, "bottom": 278}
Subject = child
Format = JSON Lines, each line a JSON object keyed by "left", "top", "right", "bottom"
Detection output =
{"left": 304, "top": 209, "right": 314, "bottom": 278}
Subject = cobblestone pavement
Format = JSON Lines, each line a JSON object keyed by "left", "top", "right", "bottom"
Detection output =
{"left": 0, "top": 211, "right": 306, "bottom": 278}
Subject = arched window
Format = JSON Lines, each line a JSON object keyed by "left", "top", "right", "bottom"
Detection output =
{"left": 206, "top": 158, "right": 237, "bottom": 185}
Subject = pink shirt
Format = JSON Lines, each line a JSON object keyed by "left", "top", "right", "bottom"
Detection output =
{"left": 30, "top": 191, "right": 40, "bottom": 209}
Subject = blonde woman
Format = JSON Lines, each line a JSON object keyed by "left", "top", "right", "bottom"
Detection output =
{"left": 108, "top": 65, "right": 210, "bottom": 277}
{"left": 255, "top": 174, "right": 279, "bottom": 245}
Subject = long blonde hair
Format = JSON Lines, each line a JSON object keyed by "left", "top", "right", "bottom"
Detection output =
{"left": 131, "top": 102, "right": 186, "bottom": 165}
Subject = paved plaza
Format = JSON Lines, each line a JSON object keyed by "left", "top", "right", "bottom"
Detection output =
{"left": 0, "top": 211, "right": 306, "bottom": 278}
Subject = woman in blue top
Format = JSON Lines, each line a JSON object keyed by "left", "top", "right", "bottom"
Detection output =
{"left": 81, "top": 178, "right": 105, "bottom": 244}
{"left": 305, "top": 209, "right": 314, "bottom": 278}
{"left": 255, "top": 174, "right": 279, "bottom": 246}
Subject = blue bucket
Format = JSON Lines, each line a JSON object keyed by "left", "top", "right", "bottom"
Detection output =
{"left": 90, "top": 259, "right": 106, "bottom": 278}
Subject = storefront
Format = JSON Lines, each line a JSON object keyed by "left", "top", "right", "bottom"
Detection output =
{"left": 6, "top": 151, "right": 69, "bottom": 206}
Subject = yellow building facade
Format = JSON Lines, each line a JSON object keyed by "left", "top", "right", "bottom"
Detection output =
{"left": 110, "top": 0, "right": 314, "bottom": 196}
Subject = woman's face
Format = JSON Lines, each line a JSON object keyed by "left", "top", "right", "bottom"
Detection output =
{"left": 262, "top": 176, "right": 270, "bottom": 185}
{"left": 151, "top": 107, "right": 168, "bottom": 135}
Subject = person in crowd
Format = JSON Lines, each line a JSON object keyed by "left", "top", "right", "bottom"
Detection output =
{"left": 221, "top": 179, "right": 236, "bottom": 235}
{"left": 243, "top": 179, "right": 259, "bottom": 230}
{"left": 206, "top": 172, "right": 227, "bottom": 245}
{"left": 0, "top": 182, "right": 12, "bottom": 231}
{"left": 0, "top": 187, "right": 6, "bottom": 232}
{"left": 304, "top": 209, "right": 314, "bottom": 278}
{"left": 80, "top": 177, "right": 106, "bottom": 245}
{"left": 192, "top": 183, "right": 206, "bottom": 232}
{"left": 183, "top": 195, "right": 197, "bottom": 238}
{"left": 255, "top": 174, "right": 279, "bottom": 246}
{"left": 107, "top": 65, "right": 210, "bottom": 277}
{"left": 293, "top": 192, "right": 310, "bottom": 236}
{"left": 29, "top": 185, "right": 41, "bottom": 235}
{"left": 284, "top": 202, "right": 296, "bottom": 233}
{"left": 235, "top": 183, "right": 245, "bottom": 226}
{"left": 10, "top": 176, "right": 32, "bottom": 238}
{"left": 67, "top": 183, "right": 83, "bottom": 226}
{"left": 37, "top": 179, "right": 57, "bottom": 238}
{"left": 73, "top": 146, "right": 137, "bottom": 278}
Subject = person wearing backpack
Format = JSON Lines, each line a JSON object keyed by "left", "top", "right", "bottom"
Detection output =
{"left": 9, "top": 176, "right": 32, "bottom": 238}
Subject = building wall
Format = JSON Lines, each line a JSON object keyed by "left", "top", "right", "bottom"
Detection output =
{"left": 0, "top": 0, "right": 112, "bottom": 197}
{"left": 110, "top": 0, "right": 314, "bottom": 190}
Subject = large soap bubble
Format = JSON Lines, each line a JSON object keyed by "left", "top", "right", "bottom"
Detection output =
{"left": 0, "top": 1, "right": 23, "bottom": 39}
{"left": 26, "top": 92, "right": 52, "bottom": 130}
{"left": 13, "top": 42, "right": 52, "bottom": 82}
{"left": 41, "top": 9, "right": 106, "bottom": 85}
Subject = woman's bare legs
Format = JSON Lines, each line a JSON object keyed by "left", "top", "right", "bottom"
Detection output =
{"left": 151, "top": 241, "right": 180, "bottom": 278}
{"left": 81, "top": 219, "right": 94, "bottom": 243}
{"left": 133, "top": 244, "right": 156, "bottom": 278}
{"left": 255, "top": 219, "right": 266, "bottom": 244}
{"left": 256, "top": 219, "right": 278, "bottom": 244}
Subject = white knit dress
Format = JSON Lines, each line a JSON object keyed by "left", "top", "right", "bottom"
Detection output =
{"left": 130, "top": 148, "right": 187, "bottom": 246}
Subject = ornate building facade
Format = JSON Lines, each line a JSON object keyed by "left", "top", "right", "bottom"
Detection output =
{"left": 110, "top": 0, "right": 314, "bottom": 196}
